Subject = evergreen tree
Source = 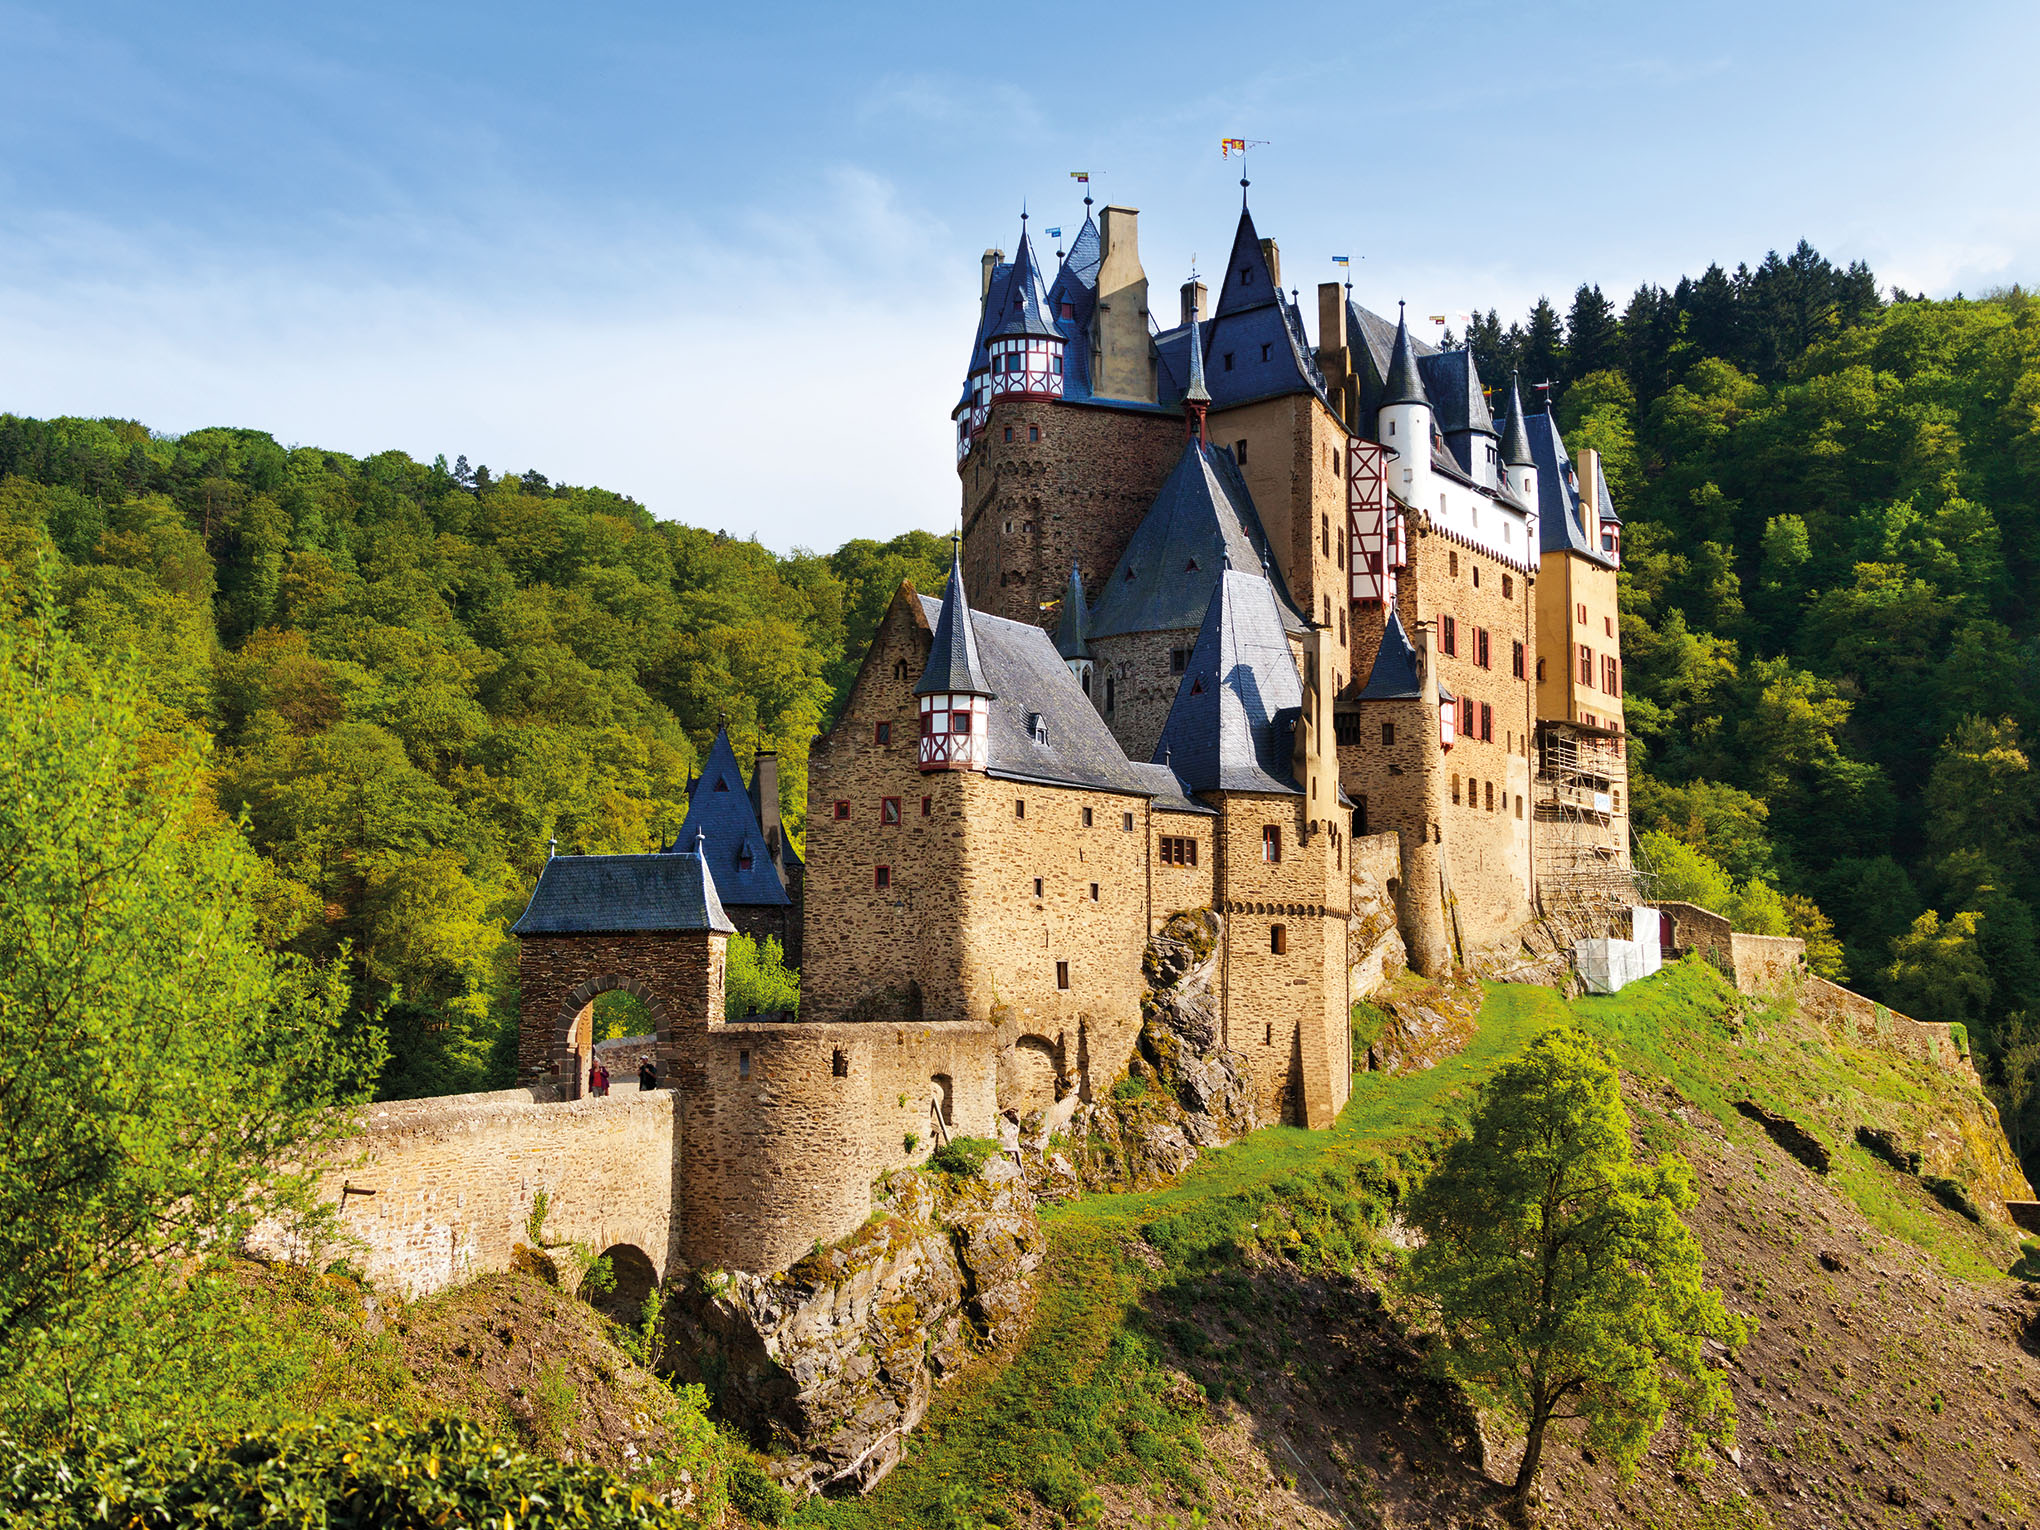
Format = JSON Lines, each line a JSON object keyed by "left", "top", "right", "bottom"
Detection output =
{"left": 1468, "top": 307, "right": 1516, "bottom": 388}
{"left": 1519, "top": 298, "right": 1566, "bottom": 400}
{"left": 1564, "top": 283, "right": 1620, "bottom": 383}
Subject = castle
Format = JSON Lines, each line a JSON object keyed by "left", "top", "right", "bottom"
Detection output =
{"left": 502, "top": 186, "right": 1634, "bottom": 1278}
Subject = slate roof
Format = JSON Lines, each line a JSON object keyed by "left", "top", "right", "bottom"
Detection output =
{"left": 1087, "top": 439, "right": 1307, "bottom": 641}
{"left": 1046, "top": 214, "right": 1101, "bottom": 399}
{"left": 1053, "top": 562, "right": 1091, "bottom": 660}
{"left": 1419, "top": 348, "right": 1495, "bottom": 440}
{"left": 1152, "top": 569, "right": 1305, "bottom": 796}
{"left": 1126, "top": 760, "right": 1217, "bottom": 815}
{"left": 916, "top": 548, "right": 996, "bottom": 697}
{"left": 511, "top": 844, "right": 736, "bottom": 936}
{"left": 987, "top": 223, "right": 1062, "bottom": 343}
{"left": 1498, "top": 374, "right": 1534, "bottom": 467}
{"left": 1526, "top": 412, "right": 1616, "bottom": 567}
{"left": 1197, "top": 206, "right": 1331, "bottom": 412}
{"left": 669, "top": 727, "right": 792, "bottom": 907}
{"left": 914, "top": 594, "right": 1153, "bottom": 796}
{"left": 1351, "top": 608, "right": 1424, "bottom": 702}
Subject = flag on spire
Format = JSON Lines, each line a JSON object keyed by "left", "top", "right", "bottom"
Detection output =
{"left": 1331, "top": 255, "right": 1350, "bottom": 267}
{"left": 1220, "top": 138, "right": 1247, "bottom": 156}
{"left": 1068, "top": 171, "right": 1090, "bottom": 183}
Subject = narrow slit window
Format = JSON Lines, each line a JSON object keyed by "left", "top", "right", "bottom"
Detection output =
{"left": 1056, "top": 961, "right": 1070, "bottom": 990}
{"left": 1270, "top": 924, "right": 1287, "bottom": 955}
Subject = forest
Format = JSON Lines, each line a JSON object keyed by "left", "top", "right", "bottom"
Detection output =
{"left": 2, "top": 242, "right": 2037, "bottom": 1162}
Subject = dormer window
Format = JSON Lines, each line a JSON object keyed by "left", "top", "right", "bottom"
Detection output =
{"left": 738, "top": 848, "right": 754, "bottom": 872}
{"left": 714, "top": 777, "right": 729, "bottom": 791}
{"left": 1223, "top": 353, "right": 1235, "bottom": 371}
{"left": 1028, "top": 713, "right": 1049, "bottom": 746}
{"left": 1242, "top": 267, "right": 1253, "bottom": 285}
{"left": 1184, "top": 558, "right": 1198, "bottom": 573}
{"left": 1260, "top": 343, "right": 1271, "bottom": 362}
{"left": 1060, "top": 302, "right": 1074, "bottom": 318}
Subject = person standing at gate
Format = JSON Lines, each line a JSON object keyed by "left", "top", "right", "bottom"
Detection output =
{"left": 638, "top": 1059, "right": 657, "bottom": 1091}
{"left": 588, "top": 1059, "right": 610, "bottom": 1097}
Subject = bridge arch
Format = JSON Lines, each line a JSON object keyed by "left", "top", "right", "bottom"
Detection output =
{"left": 580, "top": 1241, "right": 661, "bottom": 1326}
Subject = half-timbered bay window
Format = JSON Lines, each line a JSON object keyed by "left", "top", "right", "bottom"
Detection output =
{"left": 918, "top": 692, "right": 990, "bottom": 772}
{"left": 987, "top": 337, "right": 1065, "bottom": 402}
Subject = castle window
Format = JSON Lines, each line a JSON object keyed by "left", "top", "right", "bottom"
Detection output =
{"left": 1264, "top": 1024, "right": 1273, "bottom": 1045}
{"left": 921, "top": 795, "right": 931, "bottom": 816}
{"left": 1335, "top": 713, "right": 1359, "bottom": 745}
{"left": 1262, "top": 825, "right": 1281, "bottom": 863}
{"left": 1235, "top": 438, "right": 1248, "bottom": 463}
{"left": 738, "top": 848, "right": 754, "bottom": 871}
{"left": 1003, "top": 520, "right": 1013, "bottom": 534}
{"left": 1503, "top": 574, "right": 1514, "bottom": 599}
{"left": 1440, "top": 615, "right": 1457, "bottom": 656}
{"left": 881, "top": 797, "right": 901, "bottom": 825}
{"left": 1005, "top": 427, "right": 1014, "bottom": 443}
{"left": 1224, "top": 353, "right": 1235, "bottom": 371}
{"left": 1170, "top": 647, "right": 1189, "bottom": 674}
{"left": 1481, "top": 703, "right": 1493, "bottom": 742}
{"left": 1536, "top": 657, "right": 1547, "bottom": 682}
{"left": 1605, "top": 656, "right": 1622, "bottom": 696}
{"left": 1578, "top": 644, "right": 1594, "bottom": 686}
{"left": 1473, "top": 565, "right": 1480, "bottom": 588}
{"left": 1270, "top": 924, "right": 1287, "bottom": 955}
{"left": 1354, "top": 797, "right": 1367, "bottom": 835}
{"left": 1462, "top": 697, "right": 1476, "bottom": 736}
{"left": 1031, "top": 715, "right": 1049, "bottom": 746}
{"left": 1449, "top": 551, "right": 1459, "bottom": 577}
{"left": 1605, "top": 615, "right": 1614, "bottom": 637}
{"left": 894, "top": 658, "right": 909, "bottom": 680}
{"left": 1105, "top": 677, "right": 1116, "bottom": 711}
{"left": 1260, "top": 343, "right": 1271, "bottom": 362}
{"left": 875, "top": 865, "right": 891, "bottom": 890}
{"left": 1516, "top": 794, "right": 1524, "bottom": 818}
{"left": 1123, "top": 812, "right": 1135, "bottom": 831}
{"left": 1057, "top": 961, "right": 1070, "bottom": 990}
{"left": 1338, "top": 609, "right": 1346, "bottom": 645}
{"left": 1576, "top": 602, "right": 1587, "bottom": 625}
{"left": 875, "top": 721, "right": 891, "bottom": 745}
{"left": 1016, "top": 798, "right": 1026, "bottom": 819}
{"left": 1160, "top": 835, "right": 1198, "bottom": 866}
{"left": 1337, "top": 526, "right": 1346, "bottom": 570}
{"left": 832, "top": 1048, "right": 849, "bottom": 1079}
{"left": 1452, "top": 773, "right": 1461, "bottom": 806}
{"left": 1381, "top": 721, "right": 1395, "bottom": 747}
{"left": 1083, "top": 806, "right": 1094, "bottom": 827}
{"left": 1029, "top": 425, "right": 1040, "bottom": 443}
{"left": 739, "top": 1051, "right": 750, "bottom": 1079}
{"left": 1090, "top": 883, "right": 1099, "bottom": 901}
{"left": 1334, "top": 448, "right": 1342, "bottom": 476}
{"left": 1513, "top": 640, "right": 1525, "bottom": 679}
{"left": 1475, "top": 627, "right": 1490, "bottom": 668}
{"left": 833, "top": 800, "right": 850, "bottom": 820}
{"left": 1485, "top": 780, "right": 1495, "bottom": 811}
{"left": 1387, "top": 419, "right": 1395, "bottom": 437}
{"left": 1033, "top": 877, "right": 1043, "bottom": 897}
{"left": 1060, "top": 302, "right": 1074, "bottom": 318}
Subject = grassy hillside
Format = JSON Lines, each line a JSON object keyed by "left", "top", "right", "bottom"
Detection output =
{"left": 773, "top": 962, "right": 2037, "bottom": 1529}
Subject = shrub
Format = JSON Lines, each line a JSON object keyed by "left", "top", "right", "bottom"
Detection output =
{"left": 1112, "top": 1074, "right": 1149, "bottom": 1103}
{"left": 1922, "top": 1175, "right": 1983, "bottom": 1223}
{"left": 0, "top": 1417, "right": 695, "bottom": 1528}
{"left": 930, "top": 1136, "right": 1001, "bottom": 1177}
{"left": 728, "top": 1456, "right": 791, "bottom": 1525}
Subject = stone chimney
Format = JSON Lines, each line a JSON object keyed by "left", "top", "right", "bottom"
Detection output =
{"left": 751, "top": 750, "right": 782, "bottom": 863}
{"left": 1095, "top": 207, "right": 1155, "bottom": 403}
{"left": 1576, "top": 448, "right": 1600, "bottom": 516}
{"left": 1259, "top": 238, "right": 1281, "bottom": 290}
{"left": 1180, "top": 278, "right": 1208, "bottom": 326}
{"left": 981, "top": 248, "right": 1004, "bottom": 300}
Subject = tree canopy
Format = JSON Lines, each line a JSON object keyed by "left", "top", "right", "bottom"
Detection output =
{"left": 1408, "top": 1028, "right": 1748, "bottom": 1521}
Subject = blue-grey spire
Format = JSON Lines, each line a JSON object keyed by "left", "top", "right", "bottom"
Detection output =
{"left": 1054, "top": 562, "right": 1091, "bottom": 660}
{"left": 988, "top": 222, "right": 1062, "bottom": 342}
{"left": 1381, "top": 302, "right": 1429, "bottom": 408}
{"left": 1185, "top": 310, "right": 1211, "bottom": 406}
{"left": 1499, "top": 372, "right": 1534, "bottom": 467}
{"left": 915, "top": 545, "right": 996, "bottom": 697}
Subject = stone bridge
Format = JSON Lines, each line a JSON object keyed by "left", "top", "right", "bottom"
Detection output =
{"left": 268, "top": 1086, "right": 677, "bottom": 1302}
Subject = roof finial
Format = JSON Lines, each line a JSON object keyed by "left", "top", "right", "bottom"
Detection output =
{"left": 1240, "top": 173, "right": 1249, "bottom": 209}
{"left": 693, "top": 829, "right": 707, "bottom": 855}
{"left": 547, "top": 836, "right": 556, "bottom": 859}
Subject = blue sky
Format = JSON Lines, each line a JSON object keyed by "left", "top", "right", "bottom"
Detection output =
{"left": 3, "top": 0, "right": 2035, "bottom": 551}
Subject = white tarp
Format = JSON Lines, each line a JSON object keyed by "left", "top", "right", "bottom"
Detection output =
{"left": 1575, "top": 910, "right": 1662, "bottom": 994}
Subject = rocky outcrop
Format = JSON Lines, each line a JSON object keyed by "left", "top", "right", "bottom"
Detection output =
{"left": 1361, "top": 971, "right": 1484, "bottom": 1075}
{"left": 1736, "top": 1100, "right": 1833, "bottom": 1175}
{"left": 1017, "top": 911, "right": 1258, "bottom": 1201}
{"left": 1347, "top": 856, "right": 1407, "bottom": 997}
{"left": 665, "top": 1161, "right": 1043, "bottom": 1497}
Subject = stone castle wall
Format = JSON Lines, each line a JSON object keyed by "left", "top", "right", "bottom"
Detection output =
{"left": 1149, "top": 807, "right": 1217, "bottom": 933}
{"left": 1091, "top": 625, "right": 1197, "bottom": 765}
{"left": 961, "top": 398, "right": 1183, "bottom": 631}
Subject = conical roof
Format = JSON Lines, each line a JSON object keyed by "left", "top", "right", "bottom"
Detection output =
{"left": 1184, "top": 311, "right": 1210, "bottom": 405}
{"left": 987, "top": 222, "right": 1062, "bottom": 342}
{"left": 915, "top": 546, "right": 996, "bottom": 696}
{"left": 1054, "top": 562, "right": 1091, "bottom": 659}
{"left": 1355, "top": 608, "right": 1423, "bottom": 701}
{"left": 1381, "top": 305, "right": 1430, "bottom": 408}
{"left": 1152, "top": 569, "right": 1304, "bottom": 795}
{"left": 1498, "top": 373, "right": 1534, "bottom": 467}
{"left": 1048, "top": 213, "right": 1101, "bottom": 305}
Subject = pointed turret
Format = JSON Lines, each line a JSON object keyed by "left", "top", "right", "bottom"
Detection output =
{"left": 1054, "top": 562, "right": 1091, "bottom": 661}
{"left": 1380, "top": 304, "right": 1429, "bottom": 407}
{"left": 1200, "top": 202, "right": 1330, "bottom": 411}
{"left": 1183, "top": 309, "right": 1210, "bottom": 443}
{"left": 916, "top": 545, "right": 995, "bottom": 772}
{"left": 1497, "top": 373, "right": 1539, "bottom": 512}
{"left": 1153, "top": 569, "right": 1305, "bottom": 795}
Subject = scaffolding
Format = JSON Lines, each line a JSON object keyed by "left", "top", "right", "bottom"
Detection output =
{"left": 1531, "top": 719, "right": 1655, "bottom": 949}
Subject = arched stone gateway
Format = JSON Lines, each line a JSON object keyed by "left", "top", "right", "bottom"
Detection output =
{"left": 999, "top": 1034, "right": 1063, "bottom": 1116}
{"left": 551, "top": 975, "right": 676, "bottom": 1101}
{"left": 582, "top": 1243, "right": 660, "bottom": 1327}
